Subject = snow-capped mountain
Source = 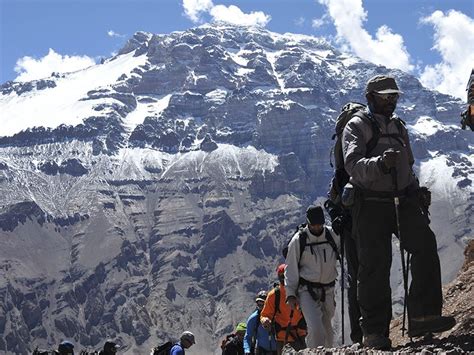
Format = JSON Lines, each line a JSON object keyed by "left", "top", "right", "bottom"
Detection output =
{"left": 0, "top": 24, "right": 472, "bottom": 354}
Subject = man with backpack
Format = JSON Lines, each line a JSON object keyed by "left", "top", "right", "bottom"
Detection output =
{"left": 221, "top": 322, "right": 247, "bottom": 355}
{"left": 243, "top": 290, "right": 277, "bottom": 355}
{"left": 260, "top": 264, "right": 306, "bottom": 354}
{"left": 285, "top": 205, "right": 340, "bottom": 348}
{"left": 98, "top": 340, "right": 120, "bottom": 355}
{"left": 341, "top": 74, "right": 456, "bottom": 349}
{"left": 170, "top": 331, "right": 196, "bottom": 355}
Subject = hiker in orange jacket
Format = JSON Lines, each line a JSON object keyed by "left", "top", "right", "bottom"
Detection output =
{"left": 260, "top": 264, "right": 306, "bottom": 354}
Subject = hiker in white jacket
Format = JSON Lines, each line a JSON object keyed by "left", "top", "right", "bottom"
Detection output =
{"left": 285, "top": 205, "right": 340, "bottom": 348}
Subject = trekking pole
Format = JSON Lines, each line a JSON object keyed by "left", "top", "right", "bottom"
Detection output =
{"left": 405, "top": 252, "right": 411, "bottom": 337}
{"left": 390, "top": 168, "right": 409, "bottom": 337}
{"left": 340, "top": 230, "right": 345, "bottom": 344}
{"left": 284, "top": 309, "right": 295, "bottom": 345}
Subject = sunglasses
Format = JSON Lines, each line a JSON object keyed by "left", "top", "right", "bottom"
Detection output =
{"left": 374, "top": 93, "right": 399, "bottom": 101}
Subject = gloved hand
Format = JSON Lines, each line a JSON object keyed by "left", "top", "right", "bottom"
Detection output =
{"left": 261, "top": 317, "right": 272, "bottom": 331}
{"left": 324, "top": 199, "right": 343, "bottom": 221}
{"left": 331, "top": 215, "right": 345, "bottom": 235}
{"left": 381, "top": 149, "right": 400, "bottom": 170}
{"left": 419, "top": 186, "right": 431, "bottom": 208}
{"left": 286, "top": 295, "right": 299, "bottom": 310}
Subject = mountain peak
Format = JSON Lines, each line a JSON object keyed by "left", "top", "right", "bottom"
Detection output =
{"left": 0, "top": 24, "right": 472, "bottom": 354}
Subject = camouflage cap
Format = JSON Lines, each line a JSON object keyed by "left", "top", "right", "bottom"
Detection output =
{"left": 366, "top": 75, "right": 403, "bottom": 94}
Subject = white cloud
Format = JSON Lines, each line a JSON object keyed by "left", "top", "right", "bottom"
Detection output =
{"left": 311, "top": 15, "right": 327, "bottom": 29}
{"left": 295, "top": 16, "right": 306, "bottom": 27}
{"left": 14, "top": 49, "right": 96, "bottom": 82}
{"left": 317, "top": 0, "right": 413, "bottom": 72}
{"left": 182, "top": 0, "right": 270, "bottom": 27}
{"left": 183, "top": 0, "right": 213, "bottom": 23}
{"left": 210, "top": 5, "right": 270, "bottom": 26}
{"left": 107, "top": 30, "right": 125, "bottom": 38}
{"left": 419, "top": 10, "right": 474, "bottom": 100}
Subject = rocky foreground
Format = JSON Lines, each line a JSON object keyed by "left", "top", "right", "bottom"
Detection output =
{"left": 283, "top": 240, "right": 474, "bottom": 354}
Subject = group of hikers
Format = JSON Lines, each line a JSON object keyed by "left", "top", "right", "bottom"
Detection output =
{"left": 220, "top": 74, "right": 458, "bottom": 354}
{"left": 32, "top": 74, "right": 463, "bottom": 354}
{"left": 33, "top": 332, "right": 196, "bottom": 355}
{"left": 33, "top": 340, "right": 120, "bottom": 355}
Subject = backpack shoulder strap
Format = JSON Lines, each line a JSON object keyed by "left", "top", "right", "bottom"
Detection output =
{"left": 274, "top": 285, "right": 281, "bottom": 314}
{"left": 353, "top": 111, "right": 409, "bottom": 154}
{"left": 298, "top": 229, "right": 308, "bottom": 262}
{"left": 324, "top": 227, "right": 341, "bottom": 262}
{"left": 352, "top": 110, "right": 381, "bottom": 155}
{"left": 380, "top": 116, "right": 408, "bottom": 147}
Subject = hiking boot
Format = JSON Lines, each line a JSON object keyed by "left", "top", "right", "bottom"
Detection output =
{"left": 408, "top": 315, "right": 456, "bottom": 337}
{"left": 362, "top": 334, "right": 391, "bottom": 350}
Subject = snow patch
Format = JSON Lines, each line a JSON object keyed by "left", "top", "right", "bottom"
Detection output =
{"left": 205, "top": 88, "right": 229, "bottom": 104}
{"left": 408, "top": 116, "right": 456, "bottom": 136}
{"left": 160, "top": 144, "right": 278, "bottom": 178}
{"left": 123, "top": 94, "right": 172, "bottom": 131}
{"left": 340, "top": 56, "right": 360, "bottom": 67}
{"left": 266, "top": 50, "right": 286, "bottom": 91}
{"left": 227, "top": 50, "right": 249, "bottom": 67}
{"left": 0, "top": 51, "right": 147, "bottom": 137}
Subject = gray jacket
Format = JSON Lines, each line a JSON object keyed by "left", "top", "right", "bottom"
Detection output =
{"left": 342, "top": 109, "right": 417, "bottom": 192}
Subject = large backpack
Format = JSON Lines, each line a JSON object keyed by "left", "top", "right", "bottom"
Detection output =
{"left": 221, "top": 334, "right": 242, "bottom": 355}
{"left": 271, "top": 285, "right": 307, "bottom": 331}
{"left": 467, "top": 68, "right": 474, "bottom": 104}
{"left": 328, "top": 102, "right": 406, "bottom": 203}
{"left": 152, "top": 341, "right": 173, "bottom": 355}
{"left": 461, "top": 69, "right": 474, "bottom": 130}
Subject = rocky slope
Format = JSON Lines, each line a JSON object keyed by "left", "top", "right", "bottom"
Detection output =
{"left": 0, "top": 24, "right": 472, "bottom": 354}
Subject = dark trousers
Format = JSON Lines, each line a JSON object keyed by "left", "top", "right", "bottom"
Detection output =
{"left": 255, "top": 346, "right": 277, "bottom": 355}
{"left": 343, "top": 225, "right": 363, "bottom": 343}
{"left": 353, "top": 194, "right": 443, "bottom": 335}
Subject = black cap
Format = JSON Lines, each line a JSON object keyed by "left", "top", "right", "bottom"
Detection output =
{"left": 104, "top": 341, "right": 120, "bottom": 352}
{"left": 58, "top": 340, "right": 74, "bottom": 354}
{"left": 306, "top": 206, "right": 325, "bottom": 225}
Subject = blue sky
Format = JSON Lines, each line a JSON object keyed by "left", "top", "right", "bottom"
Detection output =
{"left": 1, "top": 0, "right": 473, "bottom": 99}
